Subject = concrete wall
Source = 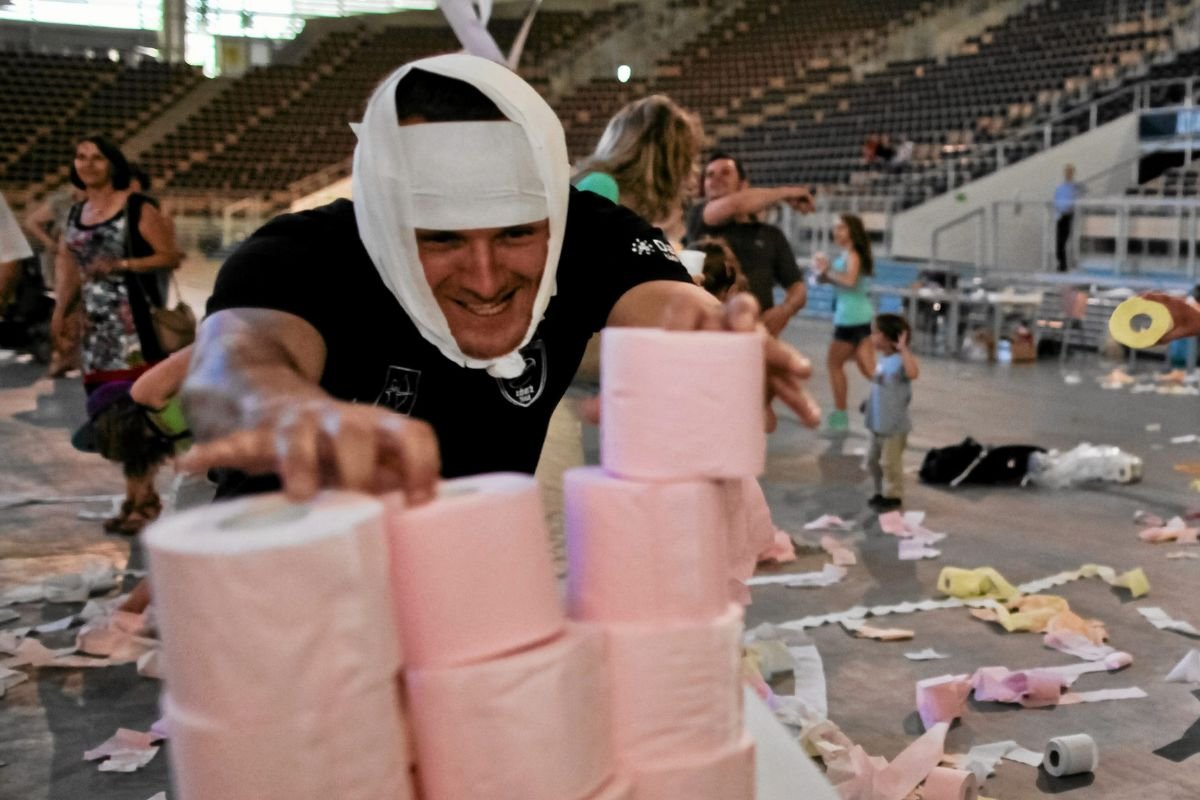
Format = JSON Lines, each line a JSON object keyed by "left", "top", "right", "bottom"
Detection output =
{"left": 891, "top": 113, "right": 1139, "bottom": 269}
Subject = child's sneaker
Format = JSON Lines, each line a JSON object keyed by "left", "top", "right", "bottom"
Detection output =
{"left": 826, "top": 409, "right": 849, "bottom": 432}
{"left": 876, "top": 497, "right": 903, "bottom": 512}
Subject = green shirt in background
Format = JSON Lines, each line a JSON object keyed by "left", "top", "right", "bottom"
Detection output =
{"left": 574, "top": 171, "right": 620, "bottom": 204}
{"left": 831, "top": 252, "right": 874, "bottom": 327}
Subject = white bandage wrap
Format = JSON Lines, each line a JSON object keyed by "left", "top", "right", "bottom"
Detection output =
{"left": 351, "top": 54, "right": 569, "bottom": 378}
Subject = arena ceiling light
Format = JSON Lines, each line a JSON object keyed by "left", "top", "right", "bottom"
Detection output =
{"left": 616, "top": 64, "right": 631, "bottom": 83}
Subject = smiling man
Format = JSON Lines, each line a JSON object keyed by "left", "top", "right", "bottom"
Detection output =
{"left": 183, "top": 55, "right": 820, "bottom": 502}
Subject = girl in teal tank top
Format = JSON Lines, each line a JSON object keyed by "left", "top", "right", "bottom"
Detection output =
{"left": 815, "top": 213, "right": 876, "bottom": 433}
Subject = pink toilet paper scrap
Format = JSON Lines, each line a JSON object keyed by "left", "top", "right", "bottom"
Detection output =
{"left": 805, "top": 514, "right": 855, "bottom": 531}
{"left": 820, "top": 535, "right": 857, "bottom": 566}
{"left": 916, "top": 674, "right": 971, "bottom": 728}
{"left": 758, "top": 529, "right": 797, "bottom": 564}
{"left": 970, "top": 667, "right": 1063, "bottom": 708}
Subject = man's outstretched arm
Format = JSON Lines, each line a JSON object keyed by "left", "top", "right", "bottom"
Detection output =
{"left": 181, "top": 308, "right": 440, "bottom": 504}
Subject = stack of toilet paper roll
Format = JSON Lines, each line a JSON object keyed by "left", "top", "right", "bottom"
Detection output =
{"left": 145, "top": 492, "right": 415, "bottom": 800}
{"left": 384, "top": 472, "right": 619, "bottom": 800}
{"left": 563, "top": 327, "right": 764, "bottom": 800}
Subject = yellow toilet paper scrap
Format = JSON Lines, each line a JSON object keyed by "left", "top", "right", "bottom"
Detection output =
{"left": 969, "top": 595, "right": 1069, "bottom": 632}
{"left": 937, "top": 567, "right": 1020, "bottom": 601}
{"left": 1108, "top": 297, "right": 1173, "bottom": 350}
{"left": 1078, "top": 564, "right": 1150, "bottom": 598}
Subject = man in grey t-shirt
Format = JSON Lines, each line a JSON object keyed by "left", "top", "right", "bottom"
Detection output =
{"left": 684, "top": 152, "right": 811, "bottom": 335}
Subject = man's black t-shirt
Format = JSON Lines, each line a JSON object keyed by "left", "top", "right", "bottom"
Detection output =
{"left": 206, "top": 188, "right": 688, "bottom": 489}
{"left": 684, "top": 201, "right": 802, "bottom": 312}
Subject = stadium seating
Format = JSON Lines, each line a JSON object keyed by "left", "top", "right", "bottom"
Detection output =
{"left": 722, "top": 0, "right": 1186, "bottom": 207}
{"left": 0, "top": 53, "right": 201, "bottom": 188}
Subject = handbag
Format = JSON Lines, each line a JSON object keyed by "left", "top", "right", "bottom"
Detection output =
{"left": 150, "top": 271, "right": 197, "bottom": 353}
{"left": 123, "top": 195, "right": 196, "bottom": 354}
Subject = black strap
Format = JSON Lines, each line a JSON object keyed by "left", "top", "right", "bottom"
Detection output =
{"left": 120, "top": 197, "right": 168, "bottom": 363}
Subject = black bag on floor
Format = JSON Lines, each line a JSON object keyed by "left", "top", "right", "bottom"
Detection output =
{"left": 920, "top": 438, "right": 1045, "bottom": 487}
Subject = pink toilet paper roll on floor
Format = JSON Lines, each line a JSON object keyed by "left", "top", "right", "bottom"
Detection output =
{"left": 145, "top": 492, "right": 401, "bottom": 724}
{"left": 384, "top": 473, "right": 564, "bottom": 668}
{"left": 605, "top": 604, "right": 745, "bottom": 762}
{"left": 565, "top": 468, "right": 729, "bottom": 623}
{"left": 405, "top": 625, "right": 613, "bottom": 800}
{"left": 163, "top": 682, "right": 414, "bottom": 800}
{"left": 921, "top": 766, "right": 979, "bottom": 800}
{"left": 600, "top": 328, "right": 765, "bottom": 481}
{"left": 630, "top": 734, "right": 755, "bottom": 800}
{"left": 916, "top": 674, "right": 971, "bottom": 729}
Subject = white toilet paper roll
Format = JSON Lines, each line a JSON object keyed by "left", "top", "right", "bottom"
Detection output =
{"left": 406, "top": 625, "right": 613, "bottom": 800}
{"left": 565, "top": 468, "right": 730, "bottom": 623}
{"left": 384, "top": 473, "right": 564, "bottom": 668}
{"left": 605, "top": 604, "right": 744, "bottom": 761}
{"left": 145, "top": 492, "right": 400, "bottom": 723}
{"left": 163, "top": 681, "right": 414, "bottom": 800}
{"left": 630, "top": 733, "right": 755, "bottom": 800}
{"left": 1043, "top": 733, "right": 1098, "bottom": 777}
{"left": 600, "top": 328, "right": 765, "bottom": 480}
{"left": 921, "top": 766, "right": 979, "bottom": 800}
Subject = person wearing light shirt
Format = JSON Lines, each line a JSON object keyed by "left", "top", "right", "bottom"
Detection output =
{"left": 1053, "top": 164, "right": 1085, "bottom": 272}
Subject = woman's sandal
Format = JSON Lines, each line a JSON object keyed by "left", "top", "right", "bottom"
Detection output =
{"left": 105, "top": 495, "right": 162, "bottom": 536}
{"left": 103, "top": 500, "right": 136, "bottom": 533}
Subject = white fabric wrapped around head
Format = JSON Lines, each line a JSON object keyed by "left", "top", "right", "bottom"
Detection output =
{"left": 351, "top": 54, "right": 570, "bottom": 378}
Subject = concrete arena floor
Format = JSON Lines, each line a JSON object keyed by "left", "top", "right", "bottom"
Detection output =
{"left": 2, "top": 313, "right": 1200, "bottom": 799}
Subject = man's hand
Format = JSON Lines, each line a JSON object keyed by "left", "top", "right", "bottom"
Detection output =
{"left": 180, "top": 397, "right": 441, "bottom": 505}
{"left": 781, "top": 186, "right": 815, "bottom": 214}
{"left": 760, "top": 305, "right": 791, "bottom": 337}
{"left": 1140, "top": 292, "right": 1200, "bottom": 344}
{"left": 897, "top": 329, "right": 910, "bottom": 352}
{"left": 660, "top": 291, "right": 821, "bottom": 432}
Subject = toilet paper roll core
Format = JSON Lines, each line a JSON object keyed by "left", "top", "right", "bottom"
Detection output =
{"left": 1043, "top": 733, "right": 1098, "bottom": 777}
{"left": 1108, "top": 297, "right": 1172, "bottom": 349}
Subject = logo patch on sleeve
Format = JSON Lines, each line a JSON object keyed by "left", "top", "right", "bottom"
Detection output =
{"left": 375, "top": 366, "right": 421, "bottom": 415}
{"left": 496, "top": 340, "right": 547, "bottom": 408}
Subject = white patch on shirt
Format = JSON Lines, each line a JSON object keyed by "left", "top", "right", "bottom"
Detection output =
{"left": 496, "top": 340, "right": 547, "bottom": 408}
{"left": 375, "top": 366, "right": 421, "bottom": 415}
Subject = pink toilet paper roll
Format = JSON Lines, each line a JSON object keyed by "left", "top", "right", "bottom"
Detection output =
{"left": 145, "top": 492, "right": 400, "bottom": 723}
{"left": 565, "top": 468, "right": 729, "bottom": 622}
{"left": 163, "top": 682, "right": 413, "bottom": 800}
{"left": 406, "top": 625, "right": 612, "bottom": 800}
{"left": 921, "top": 766, "right": 979, "bottom": 800}
{"left": 630, "top": 734, "right": 755, "bottom": 800}
{"left": 600, "top": 328, "right": 765, "bottom": 480}
{"left": 605, "top": 604, "right": 744, "bottom": 761}
{"left": 384, "top": 473, "right": 564, "bottom": 668}
{"left": 916, "top": 674, "right": 971, "bottom": 729}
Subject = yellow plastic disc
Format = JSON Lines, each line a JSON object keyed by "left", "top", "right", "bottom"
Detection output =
{"left": 1108, "top": 297, "right": 1173, "bottom": 349}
